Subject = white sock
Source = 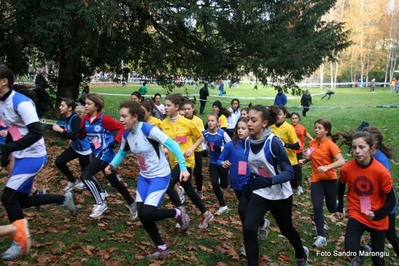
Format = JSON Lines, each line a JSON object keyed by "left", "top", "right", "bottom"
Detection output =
{"left": 157, "top": 244, "right": 167, "bottom": 250}
{"left": 174, "top": 208, "right": 181, "bottom": 219}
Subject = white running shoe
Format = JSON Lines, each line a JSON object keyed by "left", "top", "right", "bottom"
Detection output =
{"left": 297, "top": 246, "right": 309, "bottom": 266}
{"left": 351, "top": 244, "right": 370, "bottom": 266}
{"left": 198, "top": 211, "right": 214, "bottom": 229}
{"left": 1, "top": 241, "right": 21, "bottom": 260}
{"left": 129, "top": 202, "right": 138, "bottom": 221}
{"left": 259, "top": 218, "right": 270, "bottom": 240}
{"left": 175, "top": 206, "right": 190, "bottom": 233}
{"left": 296, "top": 186, "right": 303, "bottom": 195}
{"left": 63, "top": 180, "right": 79, "bottom": 192}
{"left": 313, "top": 235, "right": 327, "bottom": 247}
{"left": 63, "top": 191, "right": 77, "bottom": 216}
{"left": 89, "top": 203, "right": 108, "bottom": 218}
{"left": 215, "top": 206, "right": 228, "bottom": 215}
{"left": 240, "top": 245, "right": 246, "bottom": 257}
{"left": 178, "top": 186, "right": 185, "bottom": 204}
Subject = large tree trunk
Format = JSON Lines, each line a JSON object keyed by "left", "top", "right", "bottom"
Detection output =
{"left": 55, "top": 53, "right": 81, "bottom": 119}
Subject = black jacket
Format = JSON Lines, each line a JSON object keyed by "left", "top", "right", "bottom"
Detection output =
{"left": 301, "top": 93, "right": 312, "bottom": 106}
{"left": 199, "top": 86, "right": 209, "bottom": 100}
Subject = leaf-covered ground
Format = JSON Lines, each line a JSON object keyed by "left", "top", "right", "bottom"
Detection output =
{"left": 0, "top": 131, "right": 397, "bottom": 265}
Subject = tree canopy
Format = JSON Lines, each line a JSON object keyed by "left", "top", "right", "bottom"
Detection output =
{"left": 0, "top": 0, "right": 350, "bottom": 106}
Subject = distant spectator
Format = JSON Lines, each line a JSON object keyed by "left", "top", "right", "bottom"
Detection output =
{"left": 300, "top": 89, "right": 312, "bottom": 117}
{"left": 32, "top": 87, "right": 50, "bottom": 118}
{"left": 321, "top": 90, "right": 335, "bottom": 100}
{"left": 78, "top": 87, "right": 90, "bottom": 105}
{"left": 390, "top": 78, "right": 397, "bottom": 93}
{"left": 34, "top": 70, "right": 48, "bottom": 89}
{"left": 218, "top": 80, "right": 224, "bottom": 97}
{"left": 199, "top": 83, "right": 209, "bottom": 115}
{"left": 274, "top": 88, "right": 287, "bottom": 106}
{"left": 139, "top": 82, "right": 148, "bottom": 96}
{"left": 370, "top": 78, "right": 376, "bottom": 93}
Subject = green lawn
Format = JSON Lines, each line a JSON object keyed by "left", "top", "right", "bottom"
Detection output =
{"left": 0, "top": 82, "right": 398, "bottom": 265}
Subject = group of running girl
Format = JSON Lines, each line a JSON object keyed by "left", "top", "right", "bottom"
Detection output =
{"left": 0, "top": 64, "right": 397, "bottom": 266}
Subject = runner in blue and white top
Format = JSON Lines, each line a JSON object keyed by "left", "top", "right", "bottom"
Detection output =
{"left": 0, "top": 66, "right": 76, "bottom": 260}
{"left": 203, "top": 113, "right": 231, "bottom": 215}
{"left": 52, "top": 98, "right": 105, "bottom": 195}
{"left": 105, "top": 100, "right": 190, "bottom": 260}
{"left": 79, "top": 93, "right": 135, "bottom": 219}
{"left": 242, "top": 105, "right": 308, "bottom": 266}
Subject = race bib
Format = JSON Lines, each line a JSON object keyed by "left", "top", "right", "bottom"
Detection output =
{"left": 360, "top": 196, "right": 371, "bottom": 213}
{"left": 209, "top": 142, "right": 215, "bottom": 151}
{"left": 8, "top": 126, "right": 22, "bottom": 141}
{"left": 258, "top": 168, "right": 269, "bottom": 177}
{"left": 91, "top": 137, "right": 101, "bottom": 149}
{"left": 306, "top": 146, "right": 315, "bottom": 156}
{"left": 137, "top": 156, "right": 147, "bottom": 170}
{"left": 238, "top": 161, "right": 247, "bottom": 175}
{"left": 176, "top": 136, "right": 187, "bottom": 144}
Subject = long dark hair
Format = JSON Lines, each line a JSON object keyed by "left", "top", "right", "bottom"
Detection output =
{"left": 248, "top": 105, "right": 278, "bottom": 126}
{"left": 333, "top": 126, "right": 393, "bottom": 159}
{"left": 232, "top": 117, "right": 249, "bottom": 146}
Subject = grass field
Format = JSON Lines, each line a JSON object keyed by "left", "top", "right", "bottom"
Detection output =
{"left": 0, "top": 82, "right": 398, "bottom": 265}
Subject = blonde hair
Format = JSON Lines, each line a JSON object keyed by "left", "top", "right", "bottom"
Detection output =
{"left": 75, "top": 105, "right": 86, "bottom": 117}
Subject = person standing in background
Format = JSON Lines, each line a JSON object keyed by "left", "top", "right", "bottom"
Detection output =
{"left": 370, "top": 78, "right": 376, "bottom": 93}
{"left": 139, "top": 82, "right": 148, "bottom": 96}
{"left": 199, "top": 83, "right": 209, "bottom": 115}
{"left": 78, "top": 87, "right": 90, "bottom": 105}
{"left": 300, "top": 90, "right": 312, "bottom": 117}
{"left": 218, "top": 80, "right": 224, "bottom": 97}
{"left": 390, "top": 78, "right": 396, "bottom": 93}
{"left": 274, "top": 88, "right": 287, "bottom": 106}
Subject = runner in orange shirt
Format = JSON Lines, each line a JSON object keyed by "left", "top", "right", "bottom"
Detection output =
{"left": 299, "top": 118, "right": 345, "bottom": 247}
{"left": 337, "top": 131, "right": 395, "bottom": 265}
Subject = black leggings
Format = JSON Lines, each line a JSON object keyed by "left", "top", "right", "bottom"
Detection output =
{"left": 55, "top": 147, "right": 104, "bottom": 192}
{"left": 80, "top": 158, "right": 134, "bottom": 205}
{"left": 387, "top": 213, "right": 399, "bottom": 256}
{"left": 290, "top": 164, "right": 300, "bottom": 189}
{"left": 193, "top": 151, "right": 203, "bottom": 192}
{"left": 345, "top": 218, "right": 386, "bottom": 266}
{"left": 137, "top": 202, "right": 176, "bottom": 246}
{"left": 295, "top": 153, "right": 304, "bottom": 187}
{"left": 1, "top": 187, "right": 64, "bottom": 222}
{"left": 243, "top": 194, "right": 305, "bottom": 266}
{"left": 166, "top": 166, "right": 207, "bottom": 214}
{"left": 209, "top": 163, "right": 229, "bottom": 207}
{"left": 311, "top": 180, "right": 337, "bottom": 236}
